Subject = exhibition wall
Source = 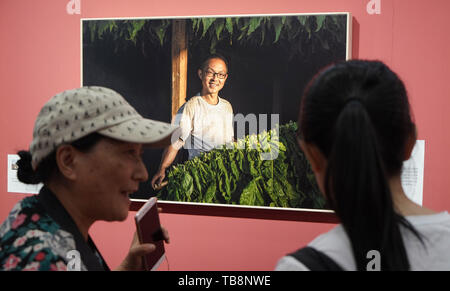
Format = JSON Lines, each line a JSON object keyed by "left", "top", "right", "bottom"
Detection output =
{"left": 1, "top": 0, "right": 449, "bottom": 270}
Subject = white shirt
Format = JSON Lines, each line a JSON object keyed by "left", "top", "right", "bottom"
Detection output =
{"left": 275, "top": 211, "right": 450, "bottom": 271}
{"left": 174, "top": 95, "right": 234, "bottom": 159}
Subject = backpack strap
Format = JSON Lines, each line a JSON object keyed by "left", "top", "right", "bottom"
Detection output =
{"left": 289, "top": 247, "right": 344, "bottom": 271}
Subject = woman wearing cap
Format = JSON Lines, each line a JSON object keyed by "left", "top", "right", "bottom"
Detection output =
{"left": 0, "top": 86, "right": 177, "bottom": 271}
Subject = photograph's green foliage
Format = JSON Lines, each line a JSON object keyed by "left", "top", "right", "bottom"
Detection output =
{"left": 83, "top": 14, "right": 346, "bottom": 58}
{"left": 157, "top": 122, "right": 326, "bottom": 209}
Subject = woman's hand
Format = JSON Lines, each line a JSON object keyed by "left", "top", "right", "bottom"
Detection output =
{"left": 115, "top": 226, "right": 169, "bottom": 271}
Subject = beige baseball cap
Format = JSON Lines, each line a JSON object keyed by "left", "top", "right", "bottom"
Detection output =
{"left": 30, "top": 86, "right": 179, "bottom": 170}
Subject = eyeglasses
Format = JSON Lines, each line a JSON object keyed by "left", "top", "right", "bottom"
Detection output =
{"left": 203, "top": 70, "right": 227, "bottom": 80}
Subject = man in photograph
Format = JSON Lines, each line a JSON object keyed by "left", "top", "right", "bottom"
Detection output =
{"left": 151, "top": 54, "right": 234, "bottom": 189}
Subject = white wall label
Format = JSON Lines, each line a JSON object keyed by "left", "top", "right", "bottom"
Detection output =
{"left": 401, "top": 140, "right": 425, "bottom": 206}
{"left": 7, "top": 154, "right": 43, "bottom": 194}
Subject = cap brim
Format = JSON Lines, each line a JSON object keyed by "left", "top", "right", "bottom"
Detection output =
{"left": 98, "top": 117, "right": 180, "bottom": 148}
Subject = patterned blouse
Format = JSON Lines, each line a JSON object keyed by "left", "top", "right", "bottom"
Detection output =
{"left": 0, "top": 187, "right": 109, "bottom": 271}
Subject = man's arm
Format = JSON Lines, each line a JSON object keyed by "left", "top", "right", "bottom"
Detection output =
{"left": 152, "top": 99, "right": 192, "bottom": 189}
{"left": 151, "top": 139, "right": 184, "bottom": 189}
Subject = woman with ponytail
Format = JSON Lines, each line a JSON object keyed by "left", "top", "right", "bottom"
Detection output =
{"left": 276, "top": 60, "right": 450, "bottom": 271}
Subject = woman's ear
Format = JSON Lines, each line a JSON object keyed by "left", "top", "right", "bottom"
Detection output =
{"left": 198, "top": 69, "right": 203, "bottom": 80}
{"left": 55, "top": 145, "right": 77, "bottom": 181}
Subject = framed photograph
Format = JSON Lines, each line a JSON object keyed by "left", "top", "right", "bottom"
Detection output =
{"left": 81, "top": 13, "right": 352, "bottom": 222}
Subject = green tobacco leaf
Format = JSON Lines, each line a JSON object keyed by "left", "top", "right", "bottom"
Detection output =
{"left": 198, "top": 163, "right": 211, "bottom": 184}
{"left": 254, "top": 180, "right": 265, "bottom": 206}
{"left": 223, "top": 174, "right": 231, "bottom": 202}
{"left": 273, "top": 179, "right": 288, "bottom": 208}
{"left": 192, "top": 18, "right": 200, "bottom": 32}
{"left": 305, "top": 19, "right": 312, "bottom": 39}
{"left": 204, "top": 182, "right": 216, "bottom": 203}
{"left": 246, "top": 151, "right": 260, "bottom": 177}
{"left": 236, "top": 150, "right": 244, "bottom": 172}
{"left": 128, "top": 20, "right": 146, "bottom": 44}
{"left": 272, "top": 17, "right": 283, "bottom": 44}
{"left": 201, "top": 17, "right": 215, "bottom": 38}
{"left": 163, "top": 122, "right": 322, "bottom": 209}
{"left": 89, "top": 22, "right": 97, "bottom": 43}
{"left": 298, "top": 15, "right": 307, "bottom": 26}
{"left": 155, "top": 26, "right": 166, "bottom": 46}
{"left": 215, "top": 18, "right": 225, "bottom": 40}
{"left": 315, "top": 15, "right": 326, "bottom": 32}
{"left": 96, "top": 21, "right": 110, "bottom": 40}
{"left": 191, "top": 167, "right": 202, "bottom": 200}
{"left": 237, "top": 18, "right": 250, "bottom": 41}
{"left": 247, "top": 17, "right": 262, "bottom": 36}
{"left": 239, "top": 177, "right": 262, "bottom": 205}
{"left": 229, "top": 156, "right": 240, "bottom": 181}
{"left": 280, "top": 178, "right": 302, "bottom": 207}
{"left": 263, "top": 178, "right": 277, "bottom": 206}
{"left": 181, "top": 171, "right": 194, "bottom": 201}
{"left": 225, "top": 18, "right": 233, "bottom": 36}
{"left": 239, "top": 17, "right": 250, "bottom": 31}
{"left": 260, "top": 23, "right": 266, "bottom": 45}
{"left": 108, "top": 21, "right": 117, "bottom": 32}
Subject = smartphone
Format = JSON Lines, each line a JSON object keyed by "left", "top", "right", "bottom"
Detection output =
{"left": 134, "top": 197, "right": 165, "bottom": 271}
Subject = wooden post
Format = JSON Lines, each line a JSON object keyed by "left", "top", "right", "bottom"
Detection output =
{"left": 171, "top": 19, "right": 188, "bottom": 120}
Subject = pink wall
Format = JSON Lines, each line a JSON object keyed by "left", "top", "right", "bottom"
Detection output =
{"left": 1, "top": 0, "right": 450, "bottom": 270}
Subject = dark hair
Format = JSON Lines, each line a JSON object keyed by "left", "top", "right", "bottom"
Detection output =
{"left": 298, "top": 60, "right": 422, "bottom": 270}
{"left": 199, "top": 53, "right": 229, "bottom": 73}
{"left": 17, "top": 132, "right": 104, "bottom": 185}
